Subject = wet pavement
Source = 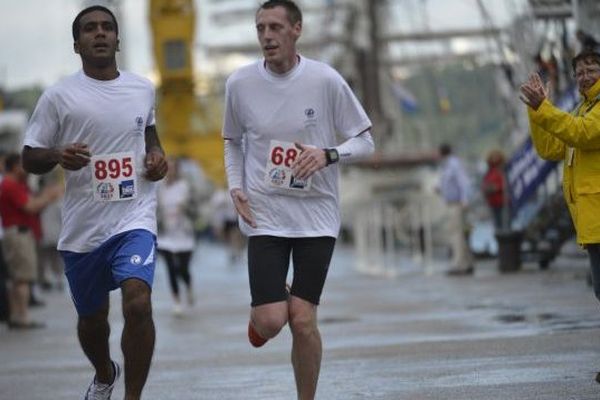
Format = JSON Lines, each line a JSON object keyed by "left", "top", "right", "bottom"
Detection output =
{"left": 1, "top": 241, "right": 600, "bottom": 399}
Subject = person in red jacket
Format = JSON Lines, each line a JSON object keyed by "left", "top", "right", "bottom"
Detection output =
{"left": 0, "top": 153, "right": 61, "bottom": 328}
{"left": 481, "top": 150, "right": 508, "bottom": 231}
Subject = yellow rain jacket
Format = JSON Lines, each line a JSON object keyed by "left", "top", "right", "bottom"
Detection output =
{"left": 527, "top": 78, "right": 600, "bottom": 244}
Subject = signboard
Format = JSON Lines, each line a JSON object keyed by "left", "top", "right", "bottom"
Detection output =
{"left": 505, "top": 137, "right": 558, "bottom": 212}
{"left": 506, "top": 84, "right": 578, "bottom": 213}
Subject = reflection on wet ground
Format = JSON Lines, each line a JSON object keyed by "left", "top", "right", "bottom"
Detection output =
{"left": 2, "top": 241, "right": 600, "bottom": 399}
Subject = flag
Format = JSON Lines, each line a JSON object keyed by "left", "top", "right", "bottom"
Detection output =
{"left": 391, "top": 82, "right": 419, "bottom": 114}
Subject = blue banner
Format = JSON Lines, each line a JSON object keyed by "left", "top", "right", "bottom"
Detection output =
{"left": 505, "top": 137, "right": 558, "bottom": 212}
{"left": 506, "top": 85, "right": 578, "bottom": 213}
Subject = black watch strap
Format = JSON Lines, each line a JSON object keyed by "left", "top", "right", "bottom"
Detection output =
{"left": 324, "top": 148, "right": 339, "bottom": 165}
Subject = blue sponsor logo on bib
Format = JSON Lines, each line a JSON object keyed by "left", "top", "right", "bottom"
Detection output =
{"left": 119, "top": 179, "right": 135, "bottom": 198}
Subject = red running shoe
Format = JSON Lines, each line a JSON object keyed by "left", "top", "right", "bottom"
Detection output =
{"left": 248, "top": 321, "right": 268, "bottom": 348}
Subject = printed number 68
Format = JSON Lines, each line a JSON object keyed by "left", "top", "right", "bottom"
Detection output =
{"left": 271, "top": 146, "right": 297, "bottom": 167}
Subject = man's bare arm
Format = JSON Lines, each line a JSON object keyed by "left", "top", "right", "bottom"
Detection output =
{"left": 22, "top": 143, "right": 91, "bottom": 175}
{"left": 145, "top": 125, "right": 164, "bottom": 155}
{"left": 22, "top": 146, "right": 61, "bottom": 175}
{"left": 144, "top": 125, "right": 168, "bottom": 181}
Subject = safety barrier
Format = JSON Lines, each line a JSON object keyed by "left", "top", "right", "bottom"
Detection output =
{"left": 351, "top": 193, "right": 445, "bottom": 277}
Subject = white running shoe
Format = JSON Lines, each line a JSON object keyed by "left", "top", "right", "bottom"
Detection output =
{"left": 84, "top": 360, "right": 121, "bottom": 400}
{"left": 172, "top": 302, "right": 184, "bottom": 317}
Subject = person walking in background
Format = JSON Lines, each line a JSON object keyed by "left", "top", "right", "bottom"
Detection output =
{"left": 39, "top": 169, "right": 66, "bottom": 292}
{"left": 481, "top": 149, "right": 508, "bottom": 231}
{"left": 209, "top": 187, "right": 245, "bottom": 266}
{"left": 21, "top": 5, "right": 167, "bottom": 399}
{"left": 520, "top": 49, "right": 600, "bottom": 382}
{"left": 157, "top": 157, "right": 196, "bottom": 317}
{"left": 0, "top": 153, "right": 62, "bottom": 329}
{"left": 438, "top": 143, "right": 474, "bottom": 276}
{"left": 222, "top": 1, "right": 374, "bottom": 398}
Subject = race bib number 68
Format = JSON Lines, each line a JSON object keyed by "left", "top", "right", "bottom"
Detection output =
{"left": 265, "top": 140, "right": 312, "bottom": 191}
{"left": 92, "top": 152, "right": 138, "bottom": 201}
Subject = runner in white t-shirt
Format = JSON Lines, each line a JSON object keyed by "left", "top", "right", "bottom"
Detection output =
{"left": 223, "top": 2, "right": 374, "bottom": 399}
{"left": 20, "top": 6, "right": 167, "bottom": 400}
{"left": 157, "top": 157, "right": 196, "bottom": 316}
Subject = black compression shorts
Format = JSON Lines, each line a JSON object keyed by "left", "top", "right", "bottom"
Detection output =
{"left": 247, "top": 235, "right": 336, "bottom": 307}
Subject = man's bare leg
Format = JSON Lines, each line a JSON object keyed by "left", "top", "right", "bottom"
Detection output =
{"left": 121, "top": 279, "right": 155, "bottom": 400}
{"left": 250, "top": 301, "right": 288, "bottom": 340}
{"left": 288, "top": 296, "right": 321, "bottom": 400}
{"left": 78, "top": 299, "right": 114, "bottom": 384}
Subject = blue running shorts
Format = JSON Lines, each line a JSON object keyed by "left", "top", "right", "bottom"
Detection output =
{"left": 61, "top": 229, "right": 156, "bottom": 316}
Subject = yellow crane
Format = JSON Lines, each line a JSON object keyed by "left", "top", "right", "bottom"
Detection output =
{"left": 149, "top": 0, "right": 224, "bottom": 185}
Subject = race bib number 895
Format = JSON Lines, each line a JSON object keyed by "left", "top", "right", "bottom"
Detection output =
{"left": 92, "top": 152, "right": 138, "bottom": 201}
{"left": 265, "top": 140, "right": 312, "bottom": 191}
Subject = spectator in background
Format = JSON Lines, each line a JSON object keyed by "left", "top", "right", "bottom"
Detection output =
{"left": 481, "top": 149, "right": 508, "bottom": 231}
{"left": 438, "top": 143, "right": 474, "bottom": 276}
{"left": 0, "top": 153, "right": 62, "bottom": 329}
{"left": 0, "top": 151, "right": 9, "bottom": 324}
{"left": 157, "top": 157, "right": 196, "bottom": 316}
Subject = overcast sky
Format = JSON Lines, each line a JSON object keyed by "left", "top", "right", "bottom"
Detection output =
{"left": 0, "top": 0, "right": 527, "bottom": 91}
{"left": 0, "top": 0, "right": 154, "bottom": 89}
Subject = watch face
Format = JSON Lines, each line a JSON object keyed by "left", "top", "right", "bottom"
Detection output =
{"left": 329, "top": 149, "right": 339, "bottom": 161}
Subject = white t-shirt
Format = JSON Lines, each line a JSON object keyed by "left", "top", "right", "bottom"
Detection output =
{"left": 157, "top": 179, "right": 195, "bottom": 252}
{"left": 24, "top": 70, "right": 158, "bottom": 252}
{"left": 222, "top": 56, "right": 371, "bottom": 238}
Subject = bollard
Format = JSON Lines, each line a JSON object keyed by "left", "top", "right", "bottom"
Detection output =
{"left": 494, "top": 230, "right": 523, "bottom": 273}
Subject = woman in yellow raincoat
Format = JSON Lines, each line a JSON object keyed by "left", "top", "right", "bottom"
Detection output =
{"left": 520, "top": 51, "right": 600, "bottom": 290}
{"left": 520, "top": 49, "right": 600, "bottom": 380}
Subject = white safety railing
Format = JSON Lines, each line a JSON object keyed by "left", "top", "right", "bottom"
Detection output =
{"left": 352, "top": 193, "right": 445, "bottom": 277}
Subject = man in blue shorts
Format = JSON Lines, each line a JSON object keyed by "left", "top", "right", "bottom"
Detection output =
{"left": 21, "top": 5, "right": 167, "bottom": 399}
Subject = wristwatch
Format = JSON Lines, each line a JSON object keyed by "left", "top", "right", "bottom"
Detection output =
{"left": 324, "top": 148, "right": 339, "bottom": 166}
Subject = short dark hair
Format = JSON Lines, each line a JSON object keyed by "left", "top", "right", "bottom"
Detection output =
{"left": 258, "top": 0, "right": 302, "bottom": 25}
{"left": 4, "top": 153, "right": 20, "bottom": 172}
{"left": 571, "top": 50, "right": 600, "bottom": 72}
{"left": 72, "top": 5, "right": 119, "bottom": 41}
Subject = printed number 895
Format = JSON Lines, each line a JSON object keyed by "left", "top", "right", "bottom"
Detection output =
{"left": 94, "top": 157, "right": 133, "bottom": 180}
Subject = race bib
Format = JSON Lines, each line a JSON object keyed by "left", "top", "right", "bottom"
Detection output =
{"left": 265, "top": 140, "right": 312, "bottom": 191}
{"left": 91, "top": 152, "right": 137, "bottom": 202}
